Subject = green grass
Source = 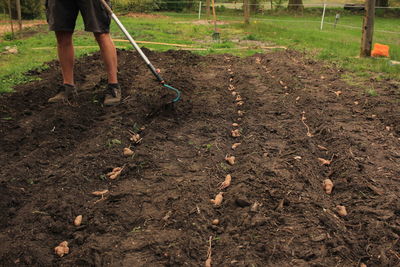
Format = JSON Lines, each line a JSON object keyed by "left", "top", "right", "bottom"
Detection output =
{"left": 0, "top": 11, "right": 399, "bottom": 93}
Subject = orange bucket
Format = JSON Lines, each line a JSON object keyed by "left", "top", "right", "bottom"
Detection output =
{"left": 371, "top": 43, "right": 390, "bottom": 57}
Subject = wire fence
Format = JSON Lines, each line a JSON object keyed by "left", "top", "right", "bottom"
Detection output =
{"left": 1, "top": 1, "right": 399, "bottom": 41}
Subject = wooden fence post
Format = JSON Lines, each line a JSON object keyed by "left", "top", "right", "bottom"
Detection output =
{"left": 360, "top": 0, "right": 375, "bottom": 57}
{"left": 244, "top": 0, "right": 250, "bottom": 24}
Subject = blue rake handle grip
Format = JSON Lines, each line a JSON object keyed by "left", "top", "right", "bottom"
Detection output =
{"left": 163, "top": 83, "right": 181, "bottom": 103}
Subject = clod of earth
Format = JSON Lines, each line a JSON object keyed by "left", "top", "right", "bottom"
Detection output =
{"left": 107, "top": 167, "right": 123, "bottom": 180}
{"left": 235, "top": 197, "right": 251, "bottom": 207}
{"left": 235, "top": 95, "right": 243, "bottom": 101}
{"left": 238, "top": 110, "right": 244, "bottom": 116}
{"left": 123, "top": 147, "right": 134, "bottom": 157}
{"left": 231, "top": 129, "right": 241, "bottom": 137}
{"left": 212, "top": 219, "right": 220, "bottom": 225}
{"left": 74, "top": 215, "right": 82, "bottom": 226}
{"left": 296, "top": 96, "right": 300, "bottom": 101}
{"left": 232, "top": 123, "right": 239, "bottom": 127}
{"left": 323, "top": 179, "right": 334, "bottom": 194}
{"left": 232, "top": 143, "right": 241, "bottom": 150}
{"left": 318, "top": 158, "right": 331, "bottom": 166}
{"left": 232, "top": 91, "right": 237, "bottom": 96}
{"left": 54, "top": 241, "right": 69, "bottom": 257}
{"left": 225, "top": 155, "right": 235, "bottom": 165}
{"left": 210, "top": 192, "right": 224, "bottom": 206}
{"left": 228, "top": 84, "right": 235, "bottom": 91}
{"left": 236, "top": 101, "right": 244, "bottom": 106}
{"left": 336, "top": 205, "right": 348, "bottom": 217}
{"left": 91, "top": 189, "right": 109, "bottom": 196}
{"left": 219, "top": 174, "right": 232, "bottom": 190}
{"left": 360, "top": 263, "right": 367, "bottom": 267}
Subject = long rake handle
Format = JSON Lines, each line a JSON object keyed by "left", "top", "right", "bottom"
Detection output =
{"left": 99, "top": 0, "right": 164, "bottom": 83}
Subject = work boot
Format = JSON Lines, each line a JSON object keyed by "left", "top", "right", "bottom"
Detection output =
{"left": 104, "top": 84, "right": 121, "bottom": 106}
{"left": 48, "top": 84, "right": 77, "bottom": 103}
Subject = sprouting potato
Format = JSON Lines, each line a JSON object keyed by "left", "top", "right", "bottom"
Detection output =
{"left": 91, "top": 189, "right": 109, "bottom": 196}
{"left": 123, "top": 147, "right": 134, "bottom": 156}
{"left": 231, "top": 143, "right": 241, "bottom": 150}
{"left": 107, "top": 167, "right": 122, "bottom": 180}
{"left": 318, "top": 158, "right": 331, "bottom": 166}
{"left": 74, "top": 215, "right": 82, "bottom": 226}
{"left": 225, "top": 155, "right": 235, "bottom": 165}
{"left": 210, "top": 192, "right": 224, "bottom": 206}
{"left": 336, "top": 205, "right": 348, "bottom": 217}
{"left": 54, "top": 241, "right": 69, "bottom": 257}
{"left": 219, "top": 174, "right": 232, "bottom": 189}
{"left": 130, "top": 133, "right": 141, "bottom": 143}
{"left": 323, "top": 179, "right": 334, "bottom": 194}
{"left": 231, "top": 129, "right": 241, "bottom": 137}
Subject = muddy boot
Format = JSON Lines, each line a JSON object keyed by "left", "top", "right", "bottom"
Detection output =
{"left": 48, "top": 84, "right": 78, "bottom": 103}
{"left": 104, "top": 84, "right": 121, "bottom": 106}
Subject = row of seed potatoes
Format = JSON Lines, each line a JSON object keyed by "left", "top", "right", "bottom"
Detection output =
{"left": 205, "top": 58, "right": 244, "bottom": 267}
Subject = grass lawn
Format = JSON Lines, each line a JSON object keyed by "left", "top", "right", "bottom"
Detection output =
{"left": 0, "top": 11, "right": 399, "bottom": 93}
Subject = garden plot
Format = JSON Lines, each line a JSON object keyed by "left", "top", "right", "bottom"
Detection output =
{"left": 0, "top": 49, "right": 399, "bottom": 266}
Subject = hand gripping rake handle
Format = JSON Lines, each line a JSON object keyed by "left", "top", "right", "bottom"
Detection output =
{"left": 99, "top": 0, "right": 181, "bottom": 102}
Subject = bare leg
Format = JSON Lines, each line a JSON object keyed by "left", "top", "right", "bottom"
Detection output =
{"left": 94, "top": 33, "right": 118, "bottom": 84}
{"left": 55, "top": 31, "right": 75, "bottom": 85}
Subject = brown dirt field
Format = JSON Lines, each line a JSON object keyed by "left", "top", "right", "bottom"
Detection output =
{"left": 0, "top": 49, "right": 399, "bottom": 266}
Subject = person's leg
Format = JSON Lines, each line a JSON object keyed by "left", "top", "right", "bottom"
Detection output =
{"left": 56, "top": 31, "right": 75, "bottom": 86}
{"left": 46, "top": 0, "right": 79, "bottom": 103}
{"left": 94, "top": 32, "right": 118, "bottom": 84}
{"left": 79, "top": 0, "right": 121, "bottom": 105}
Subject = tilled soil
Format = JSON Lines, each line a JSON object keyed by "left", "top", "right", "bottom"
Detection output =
{"left": 0, "top": 49, "right": 400, "bottom": 267}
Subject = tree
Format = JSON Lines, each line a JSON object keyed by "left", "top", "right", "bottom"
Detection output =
{"left": 206, "top": 0, "right": 210, "bottom": 19}
{"left": 375, "top": 0, "right": 388, "bottom": 7}
{"left": 4, "top": 0, "right": 42, "bottom": 19}
{"left": 250, "top": 0, "right": 262, "bottom": 14}
{"left": 287, "top": 0, "right": 303, "bottom": 11}
{"left": 244, "top": 0, "right": 250, "bottom": 24}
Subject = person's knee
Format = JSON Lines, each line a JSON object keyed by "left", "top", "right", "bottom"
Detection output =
{"left": 56, "top": 31, "right": 73, "bottom": 47}
{"left": 94, "top": 32, "right": 110, "bottom": 42}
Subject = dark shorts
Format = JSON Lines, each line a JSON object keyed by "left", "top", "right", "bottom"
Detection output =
{"left": 45, "top": 0, "right": 111, "bottom": 33}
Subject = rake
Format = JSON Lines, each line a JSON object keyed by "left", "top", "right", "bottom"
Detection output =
{"left": 99, "top": 0, "right": 181, "bottom": 103}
